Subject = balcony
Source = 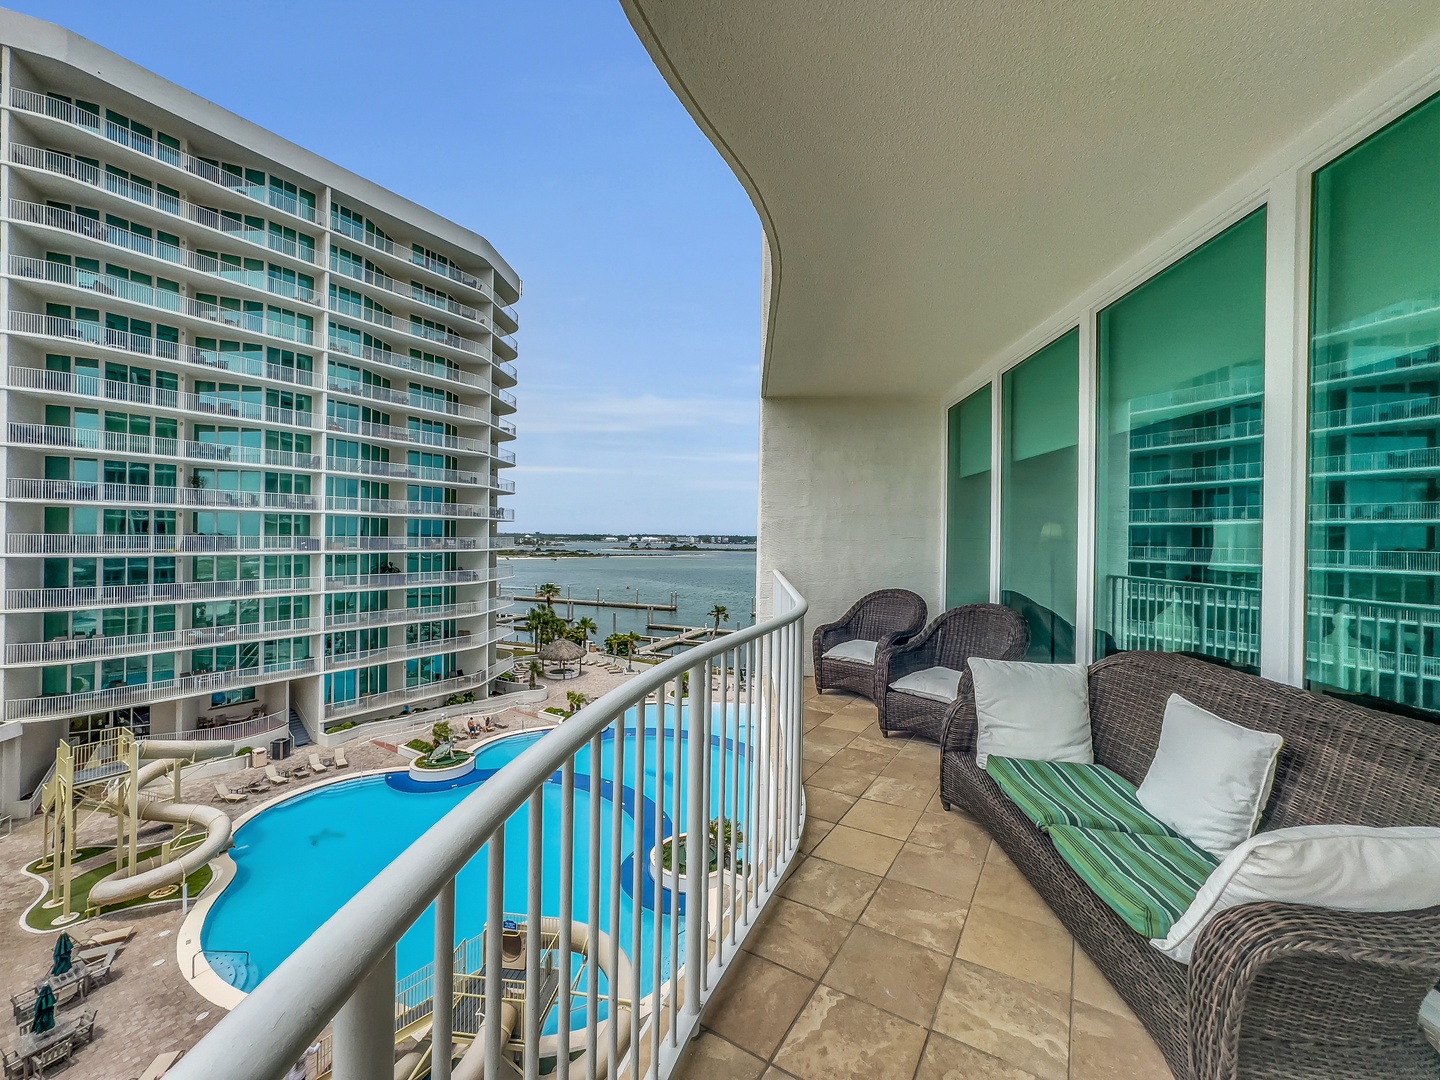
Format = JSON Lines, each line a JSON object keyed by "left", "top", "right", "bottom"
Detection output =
{"left": 8, "top": 422, "right": 322, "bottom": 470}
{"left": 5, "top": 615, "right": 322, "bottom": 664}
{"left": 9, "top": 256, "right": 317, "bottom": 347}
{"left": 10, "top": 87, "right": 320, "bottom": 224}
{"left": 326, "top": 376, "right": 493, "bottom": 423}
{"left": 5, "top": 532, "right": 320, "bottom": 556}
{"left": 9, "top": 477, "right": 317, "bottom": 511}
{"left": 322, "top": 496, "right": 500, "bottom": 519}
{"left": 324, "top": 415, "right": 489, "bottom": 453}
{"left": 9, "top": 199, "right": 318, "bottom": 305}
{"left": 5, "top": 656, "right": 316, "bottom": 720}
{"left": 324, "top": 336, "right": 491, "bottom": 390}
{"left": 322, "top": 568, "right": 493, "bottom": 590}
{"left": 325, "top": 455, "right": 485, "bottom": 487}
{"left": 8, "top": 312, "right": 315, "bottom": 387}
{"left": 328, "top": 253, "right": 488, "bottom": 325}
{"left": 322, "top": 534, "right": 491, "bottom": 552}
{"left": 5, "top": 575, "right": 312, "bottom": 611}
{"left": 324, "top": 626, "right": 509, "bottom": 674}
{"left": 10, "top": 144, "right": 317, "bottom": 264}
{"left": 320, "top": 668, "right": 493, "bottom": 721}
{"left": 328, "top": 295, "right": 487, "bottom": 357}
{"left": 322, "top": 595, "right": 507, "bottom": 631}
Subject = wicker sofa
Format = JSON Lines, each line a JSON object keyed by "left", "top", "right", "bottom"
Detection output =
{"left": 811, "top": 589, "right": 928, "bottom": 702}
{"left": 939, "top": 650, "right": 1440, "bottom": 1080}
{"left": 875, "top": 603, "right": 1029, "bottom": 741}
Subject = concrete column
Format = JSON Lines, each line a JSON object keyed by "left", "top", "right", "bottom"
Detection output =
{"left": 333, "top": 946, "right": 395, "bottom": 1080}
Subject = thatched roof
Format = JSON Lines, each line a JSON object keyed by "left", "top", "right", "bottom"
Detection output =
{"left": 538, "top": 638, "right": 586, "bottom": 662}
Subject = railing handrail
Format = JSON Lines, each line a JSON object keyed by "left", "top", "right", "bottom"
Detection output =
{"left": 167, "top": 571, "right": 806, "bottom": 1080}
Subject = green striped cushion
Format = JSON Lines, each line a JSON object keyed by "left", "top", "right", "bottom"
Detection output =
{"left": 985, "top": 757, "right": 1178, "bottom": 837}
{"left": 1046, "top": 825, "right": 1219, "bottom": 938}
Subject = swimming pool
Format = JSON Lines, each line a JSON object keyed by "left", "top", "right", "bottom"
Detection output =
{"left": 200, "top": 706, "right": 748, "bottom": 1026}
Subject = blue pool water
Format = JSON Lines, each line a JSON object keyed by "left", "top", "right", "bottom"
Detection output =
{"left": 201, "top": 707, "right": 749, "bottom": 1023}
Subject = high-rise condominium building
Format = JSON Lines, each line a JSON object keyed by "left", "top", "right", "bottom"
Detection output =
{"left": 0, "top": 13, "right": 520, "bottom": 812}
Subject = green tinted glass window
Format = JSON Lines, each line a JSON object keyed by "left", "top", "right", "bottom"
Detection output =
{"left": 1095, "top": 209, "right": 1266, "bottom": 667}
{"left": 1308, "top": 93, "right": 1440, "bottom": 716}
{"left": 1002, "top": 330, "right": 1079, "bottom": 661}
{"left": 946, "top": 385, "right": 992, "bottom": 607}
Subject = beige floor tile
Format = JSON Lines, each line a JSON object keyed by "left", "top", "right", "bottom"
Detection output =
{"left": 932, "top": 960, "right": 1070, "bottom": 1080}
{"left": 702, "top": 951, "right": 817, "bottom": 1059}
{"left": 761, "top": 1070, "right": 801, "bottom": 1080}
{"left": 859, "top": 879, "right": 970, "bottom": 955}
{"left": 773, "top": 984, "right": 928, "bottom": 1080}
{"left": 744, "top": 896, "right": 851, "bottom": 979}
{"left": 682, "top": 1032, "right": 770, "bottom": 1080}
{"left": 971, "top": 860, "right": 1063, "bottom": 930}
{"left": 826, "top": 747, "right": 893, "bottom": 777}
{"left": 801, "top": 759, "right": 825, "bottom": 781}
{"left": 821, "top": 924, "right": 951, "bottom": 1025}
{"left": 896, "top": 736, "right": 941, "bottom": 760}
{"left": 887, "top": 843, "right": 984, "bottom": 902}
{"left": 819, "top": 712, "right": 875, "bottom": 735}
{"left": 987, "top": 841, "right": 1016, "bottom": 867}
{"left": 1068, "top": 1002, "right": 1175, "bottom": 1080}
{"left": 812, "top": 825, "right": 903, "bottom": 876}
{"left": 915, "top": 1032, "right": 1043, "bottom": 1080}
{"left": 862, "top": 775, "right": 936, "bottom": 811}
{"left": 804, "top": 725, "right": 858, "bottom": 751}
{"left": 908, "top": 812, "right": 991, "bottom": 860}
{"left": 844, "top": 733, "right": 904, "bottom": 760}
{"left": 780, "top": 856, "right": 883, "bottom": 920}
{"left": 801, "top": 742, "right": 841, "bottom": 766}
{"left": 955, "top": 906, "right": 1073, "bottom": 995}
{"left": 803, "top": 785, "right": 858, "bottom": 824}
{"left": 798, "top": 816, "right": 834, "bottom": 855}
{"left": 806, "top": 764, "right": 876, "bottom": 797}
{"left": 804, "top": 693, "right": 850, "bottom": 714}
{"left": 839, "top": 798, "right": 921, "bottom": 841}
{"left": 881, "top": 754, "right": 943, "bottom": 786}
{"left": 1071, "top": 948, "right": 1135, "bottom": 1021}
{"left": 928, "top": 792, "right": 949, "bottom": 815}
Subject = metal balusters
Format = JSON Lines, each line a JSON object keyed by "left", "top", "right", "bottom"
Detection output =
{"left": 433, "top": 880, "right": 455, "bottom": 1080}
{"left": 484, "top": 827, "right": 506, "bottom": 1077}
{"left": 668, "top": 676, "right": 683, "bottom": 1047}
{"left": 525, "top": 791, "right": 544, "bottom": 1080}
{"left": 558, "top": 760, "right": 575, "bottom": 1080}
{"left": 650, "top": 688, "right": 668, "bottom": 1068}
{"left": 629, "top": 700, "right": 646, "bottom": 1078}
{"left": 586, "top": 732, "right": 602, "bottom": 1080}
{"left": 607, "top": 717, "right": 626, "bottom": 1075}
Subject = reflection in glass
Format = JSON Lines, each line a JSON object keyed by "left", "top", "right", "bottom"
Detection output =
{"left": 946, "top": 385, "right": 992, "bottom": 608}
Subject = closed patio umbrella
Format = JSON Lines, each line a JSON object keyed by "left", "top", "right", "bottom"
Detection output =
{"left": 51, "top": 933, "right": 73, "bottom": 976}
{"left": 32, "top": 984, "right": 56, "bottom": 1034}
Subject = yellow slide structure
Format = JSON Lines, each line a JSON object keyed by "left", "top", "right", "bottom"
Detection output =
{"left": 87, "top": 740, "right": 235, "bottom": 910}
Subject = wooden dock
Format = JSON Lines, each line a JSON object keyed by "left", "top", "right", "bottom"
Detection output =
{"left": 508, "top": 595, "right": 678, "bottom": 613}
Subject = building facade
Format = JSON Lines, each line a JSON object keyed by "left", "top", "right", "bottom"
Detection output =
{"left": 0, "top": 14, "right": 520, "bottom": 812}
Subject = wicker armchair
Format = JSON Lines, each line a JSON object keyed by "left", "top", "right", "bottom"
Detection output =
{"left": 875, "top": 603, "right": 1029, "bottom": 741}
{"left": 939, "top": 651, "right": 1440, "bottom": 1080}
{"left": 811, "top": 589, "right": 928, "bottom": 702}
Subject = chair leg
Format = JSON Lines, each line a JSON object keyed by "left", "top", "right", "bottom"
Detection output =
{"left": 940, "top": 799, "right": 951, "bottom": 812}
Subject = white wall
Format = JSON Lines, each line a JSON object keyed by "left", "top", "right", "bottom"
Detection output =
{"left": 756, "top": 396, "right": 941, "bottom": 667}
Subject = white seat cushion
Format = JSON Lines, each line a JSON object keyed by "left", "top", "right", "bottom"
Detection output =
{"left": 1152, "top": 824, "right": 1440, "bottom": 963}
{"left": 968, "top": 658, "right": 1093, "bottom": 769}
{"left": 823, "top": 639, "right": 878, "bottom": 665}
{"left": 889, "top": 665, "right": 964, "bottom": 703}
{"left": 1136, "top": 695, "right": 1283, "bottom": 859}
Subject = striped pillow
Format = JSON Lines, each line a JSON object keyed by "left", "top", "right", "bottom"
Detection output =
{"left": 1047, "top": 825, "right": 1219, "bottom": 938}
{"left": 985, "top": 757, "right": 1178, "bottom": 837}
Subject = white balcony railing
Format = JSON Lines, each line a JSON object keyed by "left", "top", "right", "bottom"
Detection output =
{"left": 11, "top": 144, "right": 317, "bottom": 263}
{"left": 328, "top": 298, "right": 485, "bottom": 356}
{"left": 6, "top": 617, "right": 321, "bottom": 665}
{"left": 322, "top": 596, "right": 506, "bottom": 632}
{"left": 1108, "top": 574, "right": 1262, "bottom": 670}
{"left": 322, "top": 535, "right": 488, "bottom": 552}
{"left": 8, "top": 422, "right": 322, "bottom": 470}
{"left": 6, "top": 533, "right": 320, "bottom": 556}
{"left": 6, "top": 576, "right": 312, "bottom": 611}
{"left": 324, "top": 416, "right": 488, "bottom": 453}
{"left": 6, "top": 657, "right": 317, "bottom": 721}
{"left": 9, "top": 200, "right": 318, "bottom": 306}
{"left": 329, "top": 254, "right": 486, "bottom": 324}
{"left": 8, "top": 477, "right": 317, "bottom": 511}
{"left": 326, "top": 377, "right": 491, "bottom": 423}
{"left": 10, "top": 88, "right": 320, "bottom": 224}
{"left": 171, "top": 572, "right": 804, "bottom": 1080}
{"left": 323, "top": 337, "right": 491, "bottom": 391}
{"left": 326, "top": 455, "right": 484, "bottom": 487}
{"left": 8, "top": 311, "right": 314, "bottom": 387}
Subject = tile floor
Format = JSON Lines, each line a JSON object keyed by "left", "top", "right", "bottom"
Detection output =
{"left": 673, "top": 680, "right": 1174, "bottom": 1080}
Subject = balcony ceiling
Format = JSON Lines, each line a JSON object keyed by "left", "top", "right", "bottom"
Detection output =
{"left": 621, "top": 1, "right": 1440, "bottom": 398}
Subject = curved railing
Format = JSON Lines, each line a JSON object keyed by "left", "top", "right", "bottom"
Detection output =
{"left": 168, "top": 571, "right": 806, "bottom": 1080}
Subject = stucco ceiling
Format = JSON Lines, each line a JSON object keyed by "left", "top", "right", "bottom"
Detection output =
{"left": 620, "top": 1, "right": 1440, "bottom": 398}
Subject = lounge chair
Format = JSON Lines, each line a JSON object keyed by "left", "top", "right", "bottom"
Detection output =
{"left": 333, "top": 747, "right": 349, "bottom": 768}
{"left": 264, "top": 765, "right": 290, "bottom": 786}
{"left": 76, "top": 925, "right": 133, "bottom": 949}
{"left": 308, "top": 753, "right": 328, "bottom": 773}
{"left": 213, "top": 782, "right": 246, "bottom": 803}
{"left": 136, "top": 1050, "right": 182, "bottom": 1080}
{"left": 77, "top": 943, "right": 121, "bottom": 982}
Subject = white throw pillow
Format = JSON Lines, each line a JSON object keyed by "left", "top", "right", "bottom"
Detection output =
{"left": 889, "top": 665, "right": 964, "bottom": 703}
{"left": 1152, "top": 824, "right": 1440, "bottom": 963}
{"left": 1136, "top": 695, "right": 1282, "bottom": 859}
{"left": 968, "top": 658, "right": 1092, "bottom": 769}
{"left": 823, "top": 639, "right": 878, "bottom": 665}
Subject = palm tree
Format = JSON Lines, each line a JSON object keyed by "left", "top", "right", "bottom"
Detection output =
{"left": 708, "top": 604, "right": 730, "bottom": 638}
{"left": 565, "top": 690, "right": 589, "bottom": 717}
{"left": 537, "top": 582, "right": 562, "bottom": 609}
{"left": 574, "top": 616, "right": 597, "bottom": 671}
{"left": 527, "top": 659, "right": 544, "bottom": 690}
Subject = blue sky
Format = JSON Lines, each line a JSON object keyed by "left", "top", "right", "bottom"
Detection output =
{"left": 13, "top": 1, "right": 762, "bottom": 534}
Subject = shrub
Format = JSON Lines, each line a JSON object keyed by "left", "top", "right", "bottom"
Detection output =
{"left": 235, "top": 746, "right": 253, "bottom": 757}
{"left": 406, "top": 738, "right": 434, "bottom": 754}
{"left": 431, "top": 720, "right": 453, "bottom": 744}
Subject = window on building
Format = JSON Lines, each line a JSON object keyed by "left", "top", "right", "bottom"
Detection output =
{"left": 945, "top": 385, "right": 992, "bottom": 607}
{"left": 1095, "top": 209, "right": 1267, "bottom": 668}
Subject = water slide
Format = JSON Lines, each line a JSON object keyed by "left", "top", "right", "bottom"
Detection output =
{"left": 449, "top": 918, "right": 633, "bottom": 1080}
{"left": 87, "top": 739, "right": 236, "bottom": 910}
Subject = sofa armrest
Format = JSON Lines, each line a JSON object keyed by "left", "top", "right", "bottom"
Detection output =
{"left": 938, "top": 674, "right": 978, "bottom": 756}
{"left": 1189, "top": 901, "right": 1440, "bottom": 1080}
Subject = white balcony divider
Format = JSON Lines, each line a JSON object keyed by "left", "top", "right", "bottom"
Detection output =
{"left": 171, "top": 572, "right": 806, "bottom": 1080}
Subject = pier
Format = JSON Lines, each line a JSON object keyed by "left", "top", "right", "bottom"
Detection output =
{"left": 508, "top": 595, "right": 678, "bottom": 612}
{"left": 637, "top": 625, "right": 733, "bottom": 654}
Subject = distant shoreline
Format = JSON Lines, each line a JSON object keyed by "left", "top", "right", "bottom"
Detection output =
{"left": 499, "top": 549, "right": 755, "bottom": 559}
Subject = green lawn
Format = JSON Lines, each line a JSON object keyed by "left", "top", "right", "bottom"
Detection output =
{"left": 23, "top": 838, "right": 215, "bottom": 931}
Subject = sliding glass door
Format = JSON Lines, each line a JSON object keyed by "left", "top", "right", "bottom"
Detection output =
{"left": 946, "top": 385, "right": 992, "bottom": 608}
{"left": 1308, "top": 94, "right": 1440, "bottom": 716}
{"left": 1095, "top": 209, "right": 1267, "bottom": 667}
{"left": 1001, "top": 331, "right": 1079, "bottom": 661}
